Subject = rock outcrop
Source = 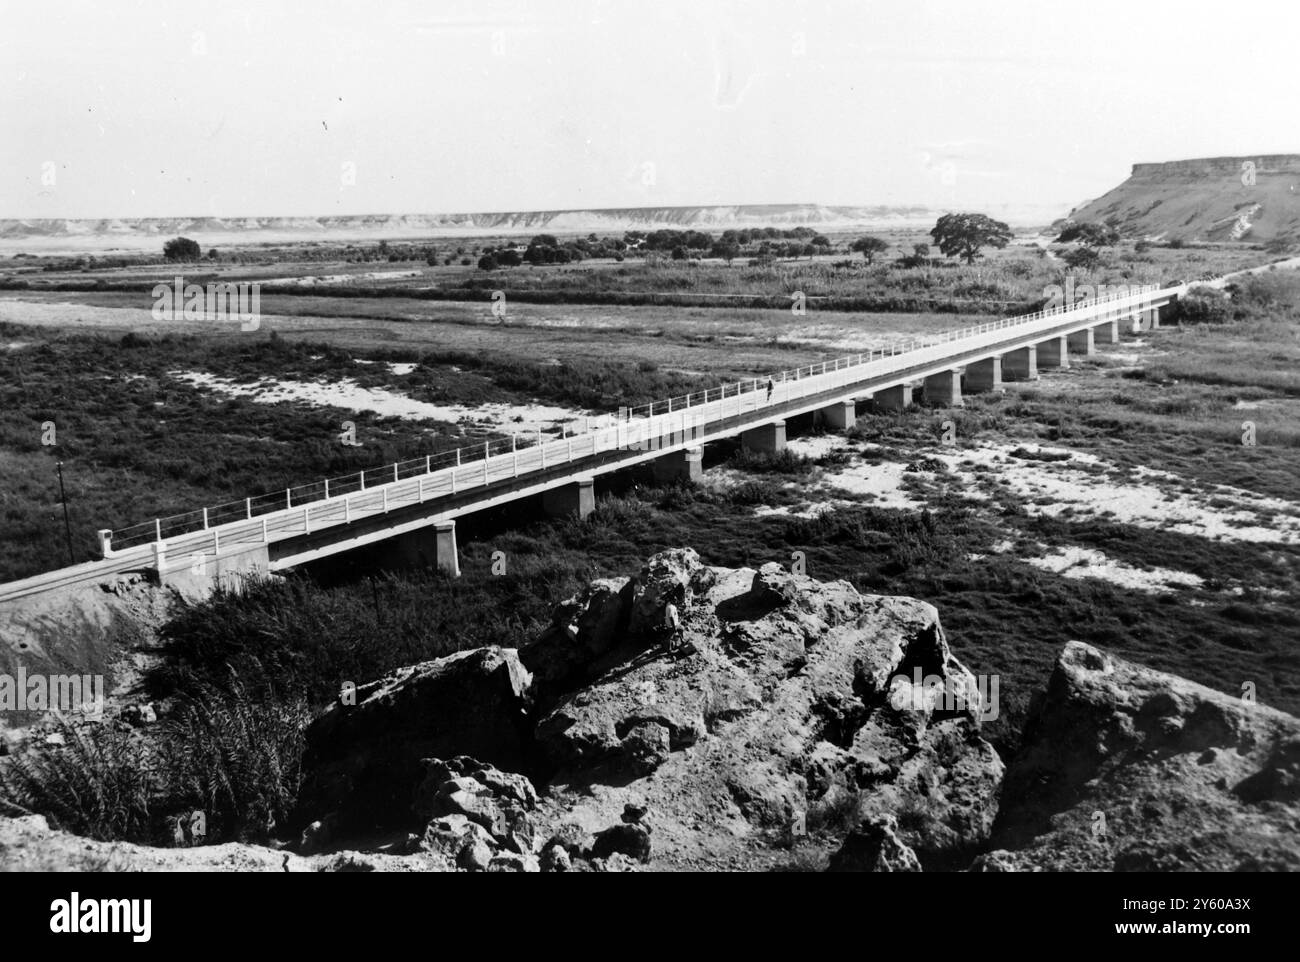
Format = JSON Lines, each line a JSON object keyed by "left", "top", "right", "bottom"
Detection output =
{"left": 532, "top": 550, "right": 1003, "bottom": 869}
{"left": 977, "top": 642, "right": 1300, "bottom": 871}
{"left": 294, "top": 646, "right": 534, "bottom": 833}
{"left": 8, "top": 550, "right": 1300, "bottom": 872}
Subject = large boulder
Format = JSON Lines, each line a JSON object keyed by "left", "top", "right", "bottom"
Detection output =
{"left": 627, "top": 547, "right": 717, "bottom": 638}
{"left": 295, "top": 646, "right": 534, "bottom": 833}
{"left": 520, "top": 577, "right": 633, "bottom": 691}
{"left": 535, "top": 554, "right": 1003, "bottom": 868}
{"left": 981, "top": 641, "right": 1300, "bottom": 871}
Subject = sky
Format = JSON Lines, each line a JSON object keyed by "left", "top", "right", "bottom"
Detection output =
{"left": 2, "top": 0, "right": 1298, "bottom": 220}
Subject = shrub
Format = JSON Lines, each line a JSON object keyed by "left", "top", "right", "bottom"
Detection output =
{"left": 1177, "top": 285, "right": 1232, "bottom": 324}
{"left": 0, "top": 718, "right": 156, "bottom": 841}
{"left": 0, "top": 682, "right": 308, "bottom": 845}
{"left": 163, "top": 237, "right": 202, "bottom": 262}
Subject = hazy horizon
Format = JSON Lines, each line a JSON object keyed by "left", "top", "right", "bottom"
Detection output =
{"left": 4, "top": 0, "right": 1297, "bottom": 221}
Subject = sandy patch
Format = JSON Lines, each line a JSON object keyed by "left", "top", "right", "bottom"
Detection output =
{"left": 1025, "top": 545, "right": 1204, "bottom": 593}
{"left": 931, "top": 442, "right": 1300, "bottom": 544}
{"left": 170, "top": 371, "right": 587, "bottom": 435}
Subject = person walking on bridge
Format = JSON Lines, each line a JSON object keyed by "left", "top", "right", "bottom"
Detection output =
{"left": 766, "top": 377, "right": 775, "bottom": 403}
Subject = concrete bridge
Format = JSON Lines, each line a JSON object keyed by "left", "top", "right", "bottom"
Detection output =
{"left": 0, "top": 282, "right": 1181, "bottom": 602}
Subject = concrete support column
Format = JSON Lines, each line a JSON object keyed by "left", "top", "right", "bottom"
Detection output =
{"left": 1093, "top": 319, "right": 1120, "bottom": 344}
{"left": 964, "top": 356, "right": 1003, "bottom": 393}
{"left": 821, "top": 399, "right": 858, "bottom": 432}
{"left": 873, "top": 384, "right": 913, "bottom": 411}
{"left": 1002, "top": 345, "right": 1038, "bottom": 381}
{"left": 651, "top": 447, "right": 703, "bottom": 484}
{"left": 542, "top": 476, "right": 595, "bottom": 519}
{"left": 434, "top": 520, "right": 460, "bottom": 577}
{"left": 923, "top": 369, "right": 963, "bottom": 407}
{"left": 740, "top": 420, "right": 786, "bottom": 454}
{"left": 1038, "top": 336, "right": 1069, "bottom": 368}
{"left": 1067, "top": 327, "right": 1095, "bottom": 356}
{"left": 1149, "top": 305, "right": 1160, "bottom": 330}
{"left": 1128, "top": 312, "right": 1142, "bottom": 334}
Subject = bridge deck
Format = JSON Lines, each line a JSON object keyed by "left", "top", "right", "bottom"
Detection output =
{"left": 0, "top": 283, "right": 1179, "bottom": 601}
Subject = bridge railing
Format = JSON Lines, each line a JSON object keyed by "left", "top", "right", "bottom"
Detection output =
{"left": 105, "top": 283, "right": 1166, "bottom": 553}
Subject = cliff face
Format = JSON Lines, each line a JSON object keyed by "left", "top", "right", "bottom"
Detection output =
{"left": 1069, "top": 154, "right": 1300, "bottom": 243}
{"left": 0, "top": 204, "right": 937, "bottom": 241}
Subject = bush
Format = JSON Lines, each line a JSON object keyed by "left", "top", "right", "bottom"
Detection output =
{"left": 0, "top": 683, "right": 308, "bottom": 845}
{"left": 0, "top": 718, "right": 156, "bottom": 841}
{"left": 1177, "top": 285, "right": 1232, "bottom": 324}
{"left": 163, "top": 237, "right": 202, "bottom": 262}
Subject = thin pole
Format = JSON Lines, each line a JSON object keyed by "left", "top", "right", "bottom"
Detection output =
{"left": 56, "top": 461, "right": 74, "bottom": 565}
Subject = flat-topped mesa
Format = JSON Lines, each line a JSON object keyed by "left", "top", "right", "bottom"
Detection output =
{"left": 1069, "top": 154, "right": 1300, "bottom": 243}
{"left": 1128, "top": 154, "right": 1300, "bottom": 179}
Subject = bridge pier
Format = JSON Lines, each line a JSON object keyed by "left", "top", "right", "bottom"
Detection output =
{"left": 651, "top": 446, "right": 703, "bottom": 484}
{"left": 873, "top": 384, "right": 913, "bottom": 411}
{"left": 1149, "top": 306, "right": 1161, "bottom": 330}
{"left": 1002, "top": 345, "right": 1038, "bottom": 381}
{"left": 434, "top": 520, "right": 460, "bottom": 577}
{"left": 923, "top": 369, "right": 963, "bottom": 407}
{"left": 1067, "top": 327, "right": 1095, "bottom": 356}
{"left": 542, "top": 476, "right": 595, "bottom": 519}
{"left": 1093, "top": 318, "right": 1120, "bottom": 344}
{"left": 1038, "top": 336, "right": 1069, "bottom": 368}
{"left": 1126, "top": 311, "right": 1142, "bottom": 334}
{"left": 821, "top": 399, "right": 858, "bottom": 432}
{"left": 740, "top": 419, "right": 786, "bottom": 454}
{"left": 964, "top": 356, "right": 1003, "bottom": 393}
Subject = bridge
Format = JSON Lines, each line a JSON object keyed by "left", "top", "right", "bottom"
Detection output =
{"left": 0, "top": 282, "right": 1182, "bottom": 602}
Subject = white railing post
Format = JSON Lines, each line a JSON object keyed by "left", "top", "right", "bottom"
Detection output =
{"left": 155, "top": 519, "right": 162, "bottom": 543}
{"left": 426, "top": 455, "right": 431, "bottom": 473}
{"left": 325, "top": 478, "right": 330, "bottom": 499}
{"left": 304, "top": 508, "right": 311, "bottom": 534}
{"left": 246, "top": 498, "right": 251, "bottom": 519}
{"left": 394, "top": 463, "right": 399, "bottom": 483}
{"left": 202, "top": 507, "right": 209, "bottom": 530}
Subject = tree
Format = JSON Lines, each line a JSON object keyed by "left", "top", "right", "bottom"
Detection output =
{"left": 1056, "top": 222, "right": 1120, "bottom": 248}
{"left": 900, "top": 243, "right": 930, "bottom": 269}
{"left": 530, "top": 234, "right": 559, "bottom": 249}
{"left": 1062, "top": 246, "right": 1100, "bottom": 270}
{"left": 163, "top": 236, "right": 201, "bottom": 262}
{"left": 850, "top": 236, "right": 889, "bottom": 264}
{"left": 495, "top": 249, "right": 522, "bottom": 267}
{"left": 929, "top": 213, "right": 1013, "bottom": 264}
{"left": 710, "top": 242, "right": 740, "bottom": 264}
{"left": 477, "top": 253, "right": 498, "bottom": 270}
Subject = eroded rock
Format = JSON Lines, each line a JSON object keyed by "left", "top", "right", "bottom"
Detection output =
{"left": 985, "top": 641, "right": 1300, "bottom": 871}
